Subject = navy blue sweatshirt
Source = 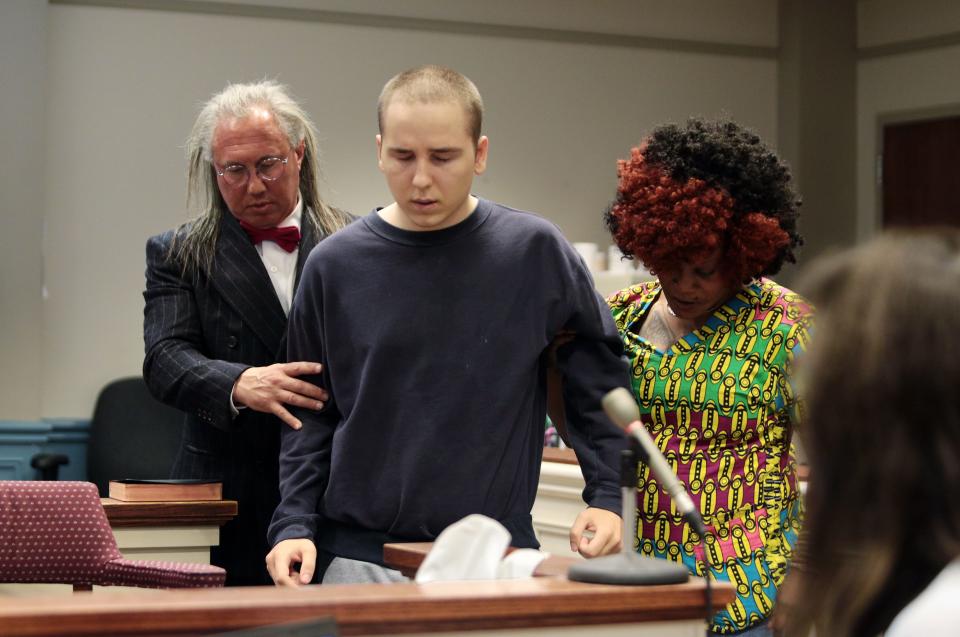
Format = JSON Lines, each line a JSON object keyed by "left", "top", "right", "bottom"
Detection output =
{"left": 268, "top": 199, "right": 629, "bottom": 564}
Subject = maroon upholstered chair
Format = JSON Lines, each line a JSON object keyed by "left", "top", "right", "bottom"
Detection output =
{"left": 0, "top": 480, "right": 225, "bottom": 590}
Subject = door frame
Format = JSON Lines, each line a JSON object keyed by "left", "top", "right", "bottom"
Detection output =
{"left": 874, "top": 104, "right": 960, "bottom": 232}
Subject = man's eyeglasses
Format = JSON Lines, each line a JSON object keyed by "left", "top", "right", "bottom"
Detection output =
{"left": 215, "top": 156, "right": 289, "bottom": 187}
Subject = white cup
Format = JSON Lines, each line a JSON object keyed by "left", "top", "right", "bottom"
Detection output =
{"left": 634, "top": 263, "right": 654, "bottom": 281}
{"left": 573, "top": 242, "right": 599, "bottom": 273}
{"left": 607, "top": 245, "right": 633, "bottom": 272}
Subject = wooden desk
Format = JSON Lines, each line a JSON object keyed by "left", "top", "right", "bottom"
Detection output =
{"left": 101, "top": 498, "right": 237, "bottom": 528}
{"left": 0, "top": 577, "right": 734, "bottom": 636}
{"left": 101, "top": 498, "right": 237, "bottom": 565}
{"left": 383, "top": 542, "right": 576, "bottom": 579}
{"left": 534, "top": 448, "right": 810, "bottom": 554}
{"left": 541, "top": 447, "right": 578, "bottom": 465}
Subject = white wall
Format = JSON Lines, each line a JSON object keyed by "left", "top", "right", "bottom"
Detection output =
{"left": 858, "top": 0, "right": 960, "bottom": 48}
{"left": 10, "top": 0, "right": 956, "bottom": 438}
{"left": 32, "top": 1, "right": 779, "bottom": 418}
{"left": 186, "top": 0, "right": 778, "bottom": 46}
{"left": 856, "top": 0, "right": 960, "bottom": 239}
{"left": 0, "top": 1, "right": 46, "bottom": 420}
{"left": 776, "top": 0, "right": 856, "bottom": 273}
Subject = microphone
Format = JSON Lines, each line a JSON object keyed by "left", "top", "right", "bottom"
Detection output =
{"left": 601, "top": 387, "right": 707, "bottom": 537}
{"left": 565, "top": 387, "right": 690, "bottom": 587}
{"left": 569, "top": 388, "right": 714, "bottom": 632}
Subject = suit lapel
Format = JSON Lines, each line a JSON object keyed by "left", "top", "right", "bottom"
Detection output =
{"left": 294, "top": 214, "right": 319, "bottom": 291}
{"left": 210, "top": 213, "right": 287, "bottom": 354}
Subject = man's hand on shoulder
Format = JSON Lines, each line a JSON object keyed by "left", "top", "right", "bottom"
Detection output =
{"left": 569, "top": 507, "right": 622, "bottom": 558}
{"left": 232, "top": 362, "right": 328, "bottom": 429}
{"left": 266, "top": 538, "right": 318, "bottom": 586}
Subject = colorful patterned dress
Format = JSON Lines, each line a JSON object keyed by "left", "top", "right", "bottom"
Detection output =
{"left": 608, "top": 278, "right": 812, "bottom": 634}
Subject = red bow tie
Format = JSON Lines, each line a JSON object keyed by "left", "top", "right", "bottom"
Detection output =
{"left": 239, "top": 220, "right": 301, "bottom": 253}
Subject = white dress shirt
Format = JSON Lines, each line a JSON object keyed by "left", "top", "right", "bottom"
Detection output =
{"left": 252, "top": 198, "right": 302, "bottom": 316}
{"left": 885, "top": 558, "right": 960, "bottom": 637}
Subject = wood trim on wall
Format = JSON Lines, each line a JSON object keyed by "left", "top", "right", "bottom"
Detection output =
{"left": 50, "top": 0, "right": 779, "bottom": 58}
{"left": 859, "top": 31, "right": 960, "bottom": 59}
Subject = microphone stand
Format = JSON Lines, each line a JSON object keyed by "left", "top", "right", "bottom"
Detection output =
{"left": 567, "top": 441, "right": 689, "bottom": 585}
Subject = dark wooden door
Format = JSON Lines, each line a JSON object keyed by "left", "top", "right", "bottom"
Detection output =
{"left": 882, "top": 116, "right": 960, "bottom": 228}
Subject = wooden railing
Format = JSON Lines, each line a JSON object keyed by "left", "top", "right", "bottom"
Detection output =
{"left": 0, "top": 577, "right": 733, "bottom": 636}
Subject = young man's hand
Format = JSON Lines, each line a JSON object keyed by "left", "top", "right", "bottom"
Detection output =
{"left": 569, "top": 507, "right": 622, "bottom": 557}
{"left": 266, "top": 538, "right": 318, "bottom": 586}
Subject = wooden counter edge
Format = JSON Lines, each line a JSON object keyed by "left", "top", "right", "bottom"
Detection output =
{"left": 101, "top": 498, "right": 238, "bottom": 528}
{"left": 542, "top": 446, "right": 578, "bottom": 465}
{"left": 0, "top": 577, "right": 735, "bottom": 636}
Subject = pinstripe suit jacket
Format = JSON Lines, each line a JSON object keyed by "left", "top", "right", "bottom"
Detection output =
{"left": 142, "top": 210, "right": 321, "bottom": 585}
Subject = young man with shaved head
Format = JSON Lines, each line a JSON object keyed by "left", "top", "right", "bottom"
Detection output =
{"left": 267, "top": 66, "right": 630, "bottom": 585}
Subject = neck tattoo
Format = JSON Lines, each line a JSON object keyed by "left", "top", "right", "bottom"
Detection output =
{"left": 657, "top": 297, "right": 686, "bottom": 341}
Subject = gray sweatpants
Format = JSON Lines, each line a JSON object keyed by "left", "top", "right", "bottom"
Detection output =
{"left": 320, "top": 557, "right": 409, "bottom": 584}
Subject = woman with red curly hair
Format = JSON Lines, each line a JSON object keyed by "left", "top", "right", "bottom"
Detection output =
{"left": 604, "top": 119, "right": 812, "bottom": 636}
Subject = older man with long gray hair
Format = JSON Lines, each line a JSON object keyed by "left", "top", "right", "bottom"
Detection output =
{"left": 143, "top": 81, "right": 351, "bottom": 585}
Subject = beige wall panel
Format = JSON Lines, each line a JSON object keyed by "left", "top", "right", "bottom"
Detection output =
{"left": 0, "top": 1, "right": 46, "bottom": 419}
{"left": 39, "top": 3, "right": 776, "bottom": 417}
{"left": 859, "top": 0, "right": 960, "bottom": 48}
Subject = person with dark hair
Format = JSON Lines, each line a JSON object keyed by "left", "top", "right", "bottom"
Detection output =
{"left": 265, "top": 65, "right": 630, "bottom": 585}
{"left": 602, "top": 119, "right": 812, "bottom": 635}
{"left": 143, "top": 81, "right": 352, "bottom": 585}
{"left": 784, "top": 229, "right": 960, "bottom": 637}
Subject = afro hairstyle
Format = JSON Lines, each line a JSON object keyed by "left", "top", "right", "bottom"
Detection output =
{"left": 604, "top": 118, "right": 803, "bottom": 283}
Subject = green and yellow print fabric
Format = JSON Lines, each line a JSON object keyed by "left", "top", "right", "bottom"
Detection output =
{"left": 608, "top": 278, "right": 813, "bottom": 634}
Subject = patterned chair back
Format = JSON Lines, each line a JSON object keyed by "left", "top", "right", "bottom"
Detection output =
{"left": 0, "top": 480, "right": 225, "bottom": 589}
